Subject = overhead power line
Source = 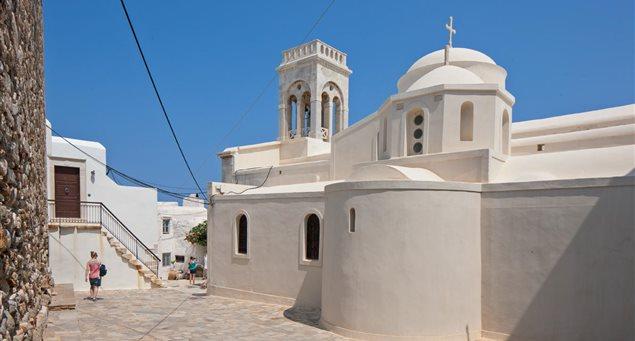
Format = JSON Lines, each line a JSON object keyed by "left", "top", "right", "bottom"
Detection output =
{"left": 119, "top": 0, "right": 207, "bottom": 201}
{"left": 47, "top": 123, "right": 208, "bottom": 205}
{"left": 183, "top": 0, "right": 338, "bottom": 186}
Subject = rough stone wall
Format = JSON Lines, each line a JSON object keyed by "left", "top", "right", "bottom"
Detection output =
{"left": 0, "top": 0, "right": 52, "bottom": 340}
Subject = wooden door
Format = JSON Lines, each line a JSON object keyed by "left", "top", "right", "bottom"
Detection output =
{"left": 54, "top": 166, "right": 80, "bottom": 218}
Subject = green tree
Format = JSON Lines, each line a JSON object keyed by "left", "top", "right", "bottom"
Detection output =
{"left": 185, "top": 220, "right": 207, "bottom": 246}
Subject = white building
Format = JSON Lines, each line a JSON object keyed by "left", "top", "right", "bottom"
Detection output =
{"left": 46, "top": 122, "right": 163, "bottom": 289}
{"left": 157, "top": 195, "right": 207, "bottom": 279}
{"left": 207, "top": 32, "right": 635, "bottom": 341}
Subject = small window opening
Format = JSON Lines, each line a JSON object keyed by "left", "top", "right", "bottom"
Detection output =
{"left": 460, "top": 102, "right": 474, "bottom": 141}
{"left": 537, "top": 144, "right": 546, "bottom": 152}
{"left": 502, "top": 110, "right": 510, "bottom": 154}
{"left": 237, "top": 214, "right": 248, "bottom": 255}
{"left": 162, "top": 218, "right": 170, "bottom": 234}
{"left": 175, "top": 255, "right": 185, "bottom": 263}
{"left": 161, "top": 252, "right": 171, "bottom": 266}
{"left": 349, "top": 208, "right": 356, "bottom": 232}
{"left": 382, "top": 118, "right": 388, "bottom": 153}
{"left": 305, "top": 214, "right": 320, "bottom": 260}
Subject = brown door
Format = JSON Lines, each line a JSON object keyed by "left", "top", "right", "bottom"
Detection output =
{"left": 54, "top": 166, "right": 80, "bottom": 218}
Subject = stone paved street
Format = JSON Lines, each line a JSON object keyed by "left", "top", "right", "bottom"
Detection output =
{"left": 44, "top": 282, "right": 347, "bottom": 340}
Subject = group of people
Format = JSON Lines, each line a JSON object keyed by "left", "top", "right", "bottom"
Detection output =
{"left": 85, "top": 251, "right": 201, "bottom": 301}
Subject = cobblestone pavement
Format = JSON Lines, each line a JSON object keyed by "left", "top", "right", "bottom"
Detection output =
{"left": 45, "top": 282, "right": 347, "bottom": 340}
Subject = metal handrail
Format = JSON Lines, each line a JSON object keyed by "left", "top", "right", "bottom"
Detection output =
{"left": 47, "top": 200, "right": 159, "bottom": 276}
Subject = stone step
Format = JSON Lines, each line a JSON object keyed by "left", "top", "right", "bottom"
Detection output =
{"left": 49, "top": 283, "right": 76, "bottom": 311}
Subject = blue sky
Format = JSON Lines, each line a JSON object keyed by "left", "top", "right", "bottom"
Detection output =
{"left": 43, "top": 0, "right": 634, "bottom": 200}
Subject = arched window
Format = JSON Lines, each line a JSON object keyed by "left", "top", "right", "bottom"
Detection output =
{"left": 382, "top": 117, "right": 388, "bottom": 154}
{"left": 502, "top": 109, "right": 510, "bottom": 155}
{"left": 333, "top": 97, "right": 342, "bottom": 133}
{"left": 407, "top": 109, "right": 425, "bottom": 156}
{"left": 236, "top": 214, "right": 248, "bottom": 255}
{"left": 460, "top": 102, "right": 474, "bottom": 141}
{"left": 349, "top": 208, "right": 356, "bottom": 232}
{"left": 288, "top": 96, "right": 297, "bottom": 134}
{"left": 305, "top": 214, "right": 320, "bottom": 260}
{"left": 321, "top": 92, "right": 330, "bottom": 130}
{"left": 302, "top": 92, "right": 311, "bottom": 136}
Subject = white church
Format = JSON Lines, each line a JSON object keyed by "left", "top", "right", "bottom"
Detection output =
{"left": 207, "top": 20, "right": 634, "bottom": 341}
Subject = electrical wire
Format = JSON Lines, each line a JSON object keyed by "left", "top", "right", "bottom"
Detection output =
{"left": 119, "top": 0, "right": 207, "bottom": 201}
{"left": 220, "top": 166, "right": 274, "bottom": 196}
{"left": 46, "top": 123, "right": 209, "bottom": 205}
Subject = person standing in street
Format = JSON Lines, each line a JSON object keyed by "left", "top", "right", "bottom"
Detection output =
{"left": 188, "top": 257, "right": 197, "bottom": 285}
{"left": 85, "top": 251, "right": 101, "bottom": 301}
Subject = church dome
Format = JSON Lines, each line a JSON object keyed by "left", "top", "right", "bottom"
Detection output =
{"left": 397, "top": 47, "right": 503, "bottom": 93}
{"left": 407, "top": 47, "right": 496, "bottom": 72}
{"left": 406, "top": 65, "right": 483, "bottom": 92}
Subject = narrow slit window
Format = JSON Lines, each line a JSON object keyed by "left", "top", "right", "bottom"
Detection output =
{"left": 162, "top": 218, "right": 170, "bottom": 234}
{"left": 305, "top": 214, "right": 320, "bottom": 260}
{"left": 460, "top": 102, "right": 474, "bottom": 141}
{"left": 349, "top": 208, "right": 356, "bottom": 232}
{"left": 502, "top": 110, "right": 510, "bottom": 154}
{"left": 237, "top": 214, "right": 248, "bottom": 255}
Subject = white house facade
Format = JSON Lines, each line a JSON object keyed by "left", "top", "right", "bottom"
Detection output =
{"left": 46, "top": 122, "right": 163, "bottom": 290}
{"left": 206, "top": 35, "right": 635, "bottom": 341}
{"left": 157, "top": 195, "right": 207, "bottom": 279}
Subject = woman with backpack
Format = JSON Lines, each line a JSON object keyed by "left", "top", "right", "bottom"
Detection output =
{"left": 188, "top": 257, "right": 197, "bottom": 285}
{"left": 85, "top": 251, "right": 102, "bottom": 301}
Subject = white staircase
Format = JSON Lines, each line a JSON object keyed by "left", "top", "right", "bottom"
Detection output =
{"left": 102, "top": 229, "right": 164, "bottom": 287}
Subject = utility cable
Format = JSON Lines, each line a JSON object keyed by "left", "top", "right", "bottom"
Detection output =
{"left": 46, "top": 123, "right": 208, "bottom": 205}
{"left": 119, "top": 0, "right": 207, "bottom": 201}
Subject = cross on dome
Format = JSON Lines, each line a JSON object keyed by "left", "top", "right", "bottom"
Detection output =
{"left": 445, "top": 16, "right": 456, "bottom": 47}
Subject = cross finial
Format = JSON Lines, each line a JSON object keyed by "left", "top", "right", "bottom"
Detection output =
{"left": 445, "top": 16, "right": 456, "bottom": 47}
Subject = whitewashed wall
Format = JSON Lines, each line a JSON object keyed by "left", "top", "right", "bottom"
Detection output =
{"left": 481, "top": 177, "right": 635, "bottom": 340}
{"left": 321, "top": 181, "right": 482, "bottom": 340}
{"left": 47, "top": 135, "right": 158, "bottom": 246}
{"left": 49, "top": 226, "right": 151, "bottom": 290}
{"left": 208, "top": 193, "right": 325, "bottom": 308}
{"left": 157, "top": 202, "right": 207, "bottom": 278}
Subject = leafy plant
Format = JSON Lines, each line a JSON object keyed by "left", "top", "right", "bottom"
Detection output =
{"left": 185, "top": 220, "right": 207, "bottom": 246}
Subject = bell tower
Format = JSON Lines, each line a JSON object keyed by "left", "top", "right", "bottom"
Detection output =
{"left": 276, "top": 40, "right": 352, "bottom": 142}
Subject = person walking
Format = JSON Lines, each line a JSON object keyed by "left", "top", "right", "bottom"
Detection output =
{"left": 188, "top": 257, "right": 197, "bottom": 285}
{"left": 85, "top": 251, "right": 101, "bottom": 301}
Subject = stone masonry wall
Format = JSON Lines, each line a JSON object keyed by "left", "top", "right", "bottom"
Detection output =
{"left": 0, "top": 0, "right": 52, "bottom": 340}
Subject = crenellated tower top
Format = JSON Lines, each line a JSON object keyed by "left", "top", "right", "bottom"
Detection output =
{"left": 278, "top": 39, "right": 351, "bottom": 74}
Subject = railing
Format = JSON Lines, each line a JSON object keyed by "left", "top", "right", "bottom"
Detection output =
{"left": 320, "top": 127, "right": 329, "bottom": 141}
{"left": 301, "top": 127, "right": 310, "bottom": 137}
{"left": 47, "top": 200, "right": 159, "bottom": 276}
{"left": 281, "top": 39, "right": 347, "bottom": 67}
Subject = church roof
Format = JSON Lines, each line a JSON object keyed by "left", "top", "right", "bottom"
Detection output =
{"left": 407, "top": 47, "right": 496, "bottom": 72}
{"left": 398, "top": 47, "right": 500, "bottom": 93}
{"left": 406, "top": 65, "right": 483, "bottom": 92}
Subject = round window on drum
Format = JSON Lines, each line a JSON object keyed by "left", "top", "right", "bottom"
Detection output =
{"left": 413, "top": 142, "right": 423, "bottom": 154}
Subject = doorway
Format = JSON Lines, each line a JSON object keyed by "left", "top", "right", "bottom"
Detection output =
{"left": 54, "top": 166, "right": 80, "bottom": 218}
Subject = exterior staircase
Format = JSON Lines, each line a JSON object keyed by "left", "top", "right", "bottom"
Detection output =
{"left": 101, "top": 229, "right": 164, "bottom": 288}
{"left": 48, "top": 200, "right": 164, "bottom": 288}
